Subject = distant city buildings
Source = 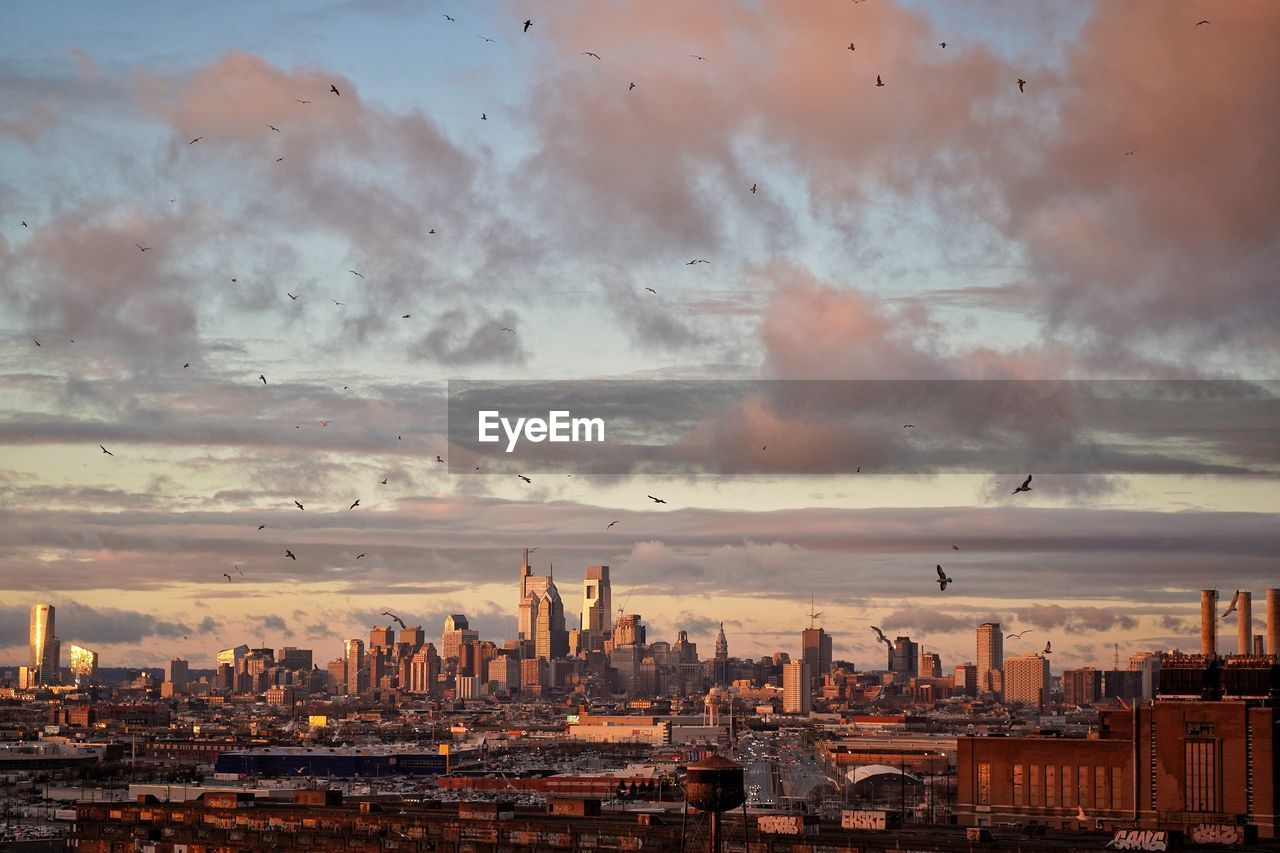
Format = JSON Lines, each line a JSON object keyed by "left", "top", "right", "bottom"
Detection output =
{"left": 976, "top": 622, "right": 1003, "bottom": 696}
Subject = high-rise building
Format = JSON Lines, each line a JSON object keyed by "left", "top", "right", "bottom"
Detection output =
{"left": 1003, "top": 654, "right": 1050, "bottom": 706}
{"left": 369, "top": 626, "right": 395, "bottom": 651}
{"left": 612, "top": 614, "right": 646, "bottom": 647}
{"left": 954, "top": 663, "right": 978, "bottom": 697}
{"left": 345, "top": 639, "right": 365, "bottom": 695}
{"left": 442, "top": 614, "right": 478, "bottom": 661}
{"left": 581, "top": 565, "right": 611, "bottom": 653}
{"left": 889, "top": 636, "right": 918, "bottom": 677}
{"left": 277, "top": 647, "right": 313, "bottom": 671}
{"left": 407, "top": 644, "right": 439, "bottom": 694}
{"left": 516, "top": 553, "right": 568, "bottom": 661}
{"left": 1063, "top": 667, "right": 1101, "bottom": 706}
{"left": 782, "top": 660, "right": 811, "bottom": 714}
{"left": 976, "top": 623, "right": 1003, "bottom": 695}
{"left": 68, "top": 644, "right": 98, "bottom": 687}
{"left": 326, "top": 658, "right": 346, "bottom": 694}
{"left": 801, "top": 627, "right": 833, "bottom": 687}
{"left": 713, "top": 623, "right": 729, "bottom": 685}
{"left": 29, "top": 605, "right": 59, "bottom": 686}
{"left": 217, "top": 644, "right": 249, "bottom": 670}
{"left": 920, "top": 650, "right": 942, "bottom": 679}
{"left": 167, "top": 658, "right": 189, "bottom": 690}
{"left": 401, "top": 626, "right": 425, "bottom": 649}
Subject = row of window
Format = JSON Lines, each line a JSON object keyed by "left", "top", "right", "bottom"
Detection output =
{"left": 976, "top": 762, "right": 1125, "bottom": 810}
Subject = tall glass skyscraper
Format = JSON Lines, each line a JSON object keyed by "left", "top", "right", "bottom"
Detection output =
{"left": 29, "top": 604, "right": 59, "bottom": 686}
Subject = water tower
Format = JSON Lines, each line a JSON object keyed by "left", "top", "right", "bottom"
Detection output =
{"left": 683, "top": 754, "right": 745, "bottom": 853}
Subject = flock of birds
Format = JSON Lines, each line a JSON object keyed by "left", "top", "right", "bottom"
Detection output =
{"left": 21, "top": 5, "right": 1221, "bottom": 658}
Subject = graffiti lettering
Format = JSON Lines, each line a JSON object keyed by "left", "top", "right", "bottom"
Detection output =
{"left": 1191, "top": 824, "right": 1242, "bottom": 845}
{"left": 1106, "top": 829, "right": 1169, "bottom": 851}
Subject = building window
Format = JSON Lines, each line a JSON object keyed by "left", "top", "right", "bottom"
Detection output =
{"left": 978, "top": 762, "right": 991, "bottom": 806}
{"left": 1013, "top": 764, "right": 1025, "bottom": 806}
{"left": 1030, "top": 765, "right": 1041, "bottom": 806}
{"left": 1046, "top": 765, "right": 1057, "bottom": 807}
{"left": 1095, "top": 766, "right": 1108, "bottom": 809}
{"left": 1062, "top": 765, "right": 1072, "bottom": 806}
{"left": 1186, "top": 739, "right": 1218, "bottom": 813}
{"left": 1078, "top": 766, "right": 1089, "bottom": 808}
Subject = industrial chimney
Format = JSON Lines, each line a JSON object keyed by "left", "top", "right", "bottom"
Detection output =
{"left": 1201, "top": 589, "right": 1218, "bottom": 658}
{"left": 1237, "top": 591, "right": 1252, "bottom": 657}
{"left": 1268, "top": 589, "right": 1279, "bottom": 657}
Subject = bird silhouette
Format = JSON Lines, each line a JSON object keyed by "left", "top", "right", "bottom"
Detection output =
{"left": 320, "top": 420, "right": 329, "bottom": 427}
{"left": 268, "top": 125, "right": 280, "bottom": 132}
{"left": 223, "top": 573, "right": 232, "bottom": 582}
{"left": 331, "top": 299, "right": 344, "bottom": 306}
{"left": 296, "top": 99, "right": 311, "bottom": 104}
{"left": 1195, "top": 20, "right": 1210, "bottom": 27}
{"left": 1017, "top": 78, "right": 1026, "bottom": 92}
{"left": 258, "top": 524, "right": 266, "bottom": 530}
{"left": 294, "top": 500, "right": 304, "bottom": 510}
{"left": 479, "top": 36, "right": 496, "bottom": 43}
{"left": 189, "top": 137, "right": 204, "bottom": 145}
{"left": 348, "top": 270, "right": 363, "bottom": 278}
{"left": 1012, "top": 474, "right": 1033, "bottom": 494}
{"left": 443, "top": 14, "right": 455, "bottom": 22}
{"left": 936, "top": 564, "right": 953, "bottom": 591}
{"left": 501, "top": 327, "right": 515, "bottom": 332}
{"left": 903, "top": 424, "right": 916, "bottom": 429}
{"left": 349, "top": 499, "right": 360, "bottom": 510}
{"left": 183, "top": 363, "right": 189, "bottom": 368}
{"left": 750, "top": 183, "right": 757, "bottom": 193}
{"left": 33, "top": 340, "right": 40, "bottom": 347}
{"left": 645, "top": 287, "right": 657, "bottom": 294}
{"left": 330, "top": 84, "right": 340, "bottom": 96}
{"left": 1222, "top": 590, "right": 1241, "bottom": 619}
{"left": 383, "top": 611, "right": 408, "bottom": 629}
{"left": 691, "top": 55, "right": 708, "bottom": 61}
{"left": 356, "top": 553, "right": 365, "bottom": 559}
{"left": 1124, "top": 150, "right": 1136, "bottom": 156}
{"left": 939, "top": 41, "right": 947, "bottom": 48}
{"left": 518, "top": 474, "right": 532, "bottom": 483}
{"left": 629, "top": 82, "right": 636, "bottom": 90}
{"left": 849, "top": 43, "right": 855, "bottom": 51}
{"left": 435, "top": 455, "right": 444, "bottom": 463}
{"left": 870, "top": 626, "right": 893, "bottom": 647}
{"left": 136, "top": 244, "right": 150, "bottom": 252}
{"left": 583, "top": 52, "right": 601, "bottom": 60}
{"left": 647, "top": 495, "right": 667, "bottom": 504}
{"left": 607, "top": 521, "right": 619, "bottom": 528}
{"left": 1076, "top": 804, "right": 1088, "bottom": 823}
{"left": 402, "top": 313, "right": 411, "bottom": 319}
{"left": 99, "top": 445, "right": 113, "bottom": 456}
{"left": 21, "top": 221, "right": 27, "bottom": 227}
{"left": 523, "top": 19, "right": 532, "bottom": 32}
{"left": 876, "top": 75, "right": 884, "bottom": 87}
{"left": 952, "top": 544, "right": 960, "bottom": 551}
{"left": 236, "top": 566, "right": 244, "bottom": 576}
{"left": 1006, "top": 630, "right": 1034, "bottom": 640}
{"left": 1043, "top": 641, "right": 1053, "bottom": 654}
{"left": 285, "top": 549, "right": 296, "bottom": 560}
{"left": 380, "top": 478, "right": 388, "bottom": 485}
{"left": 481, "top": 113, "right": 487, "bottom": 120}
{"left": 287, "top": 293, "right": 298, "bottom": 300}
{"left": 258, "top": 375, "right": 266, "bottom": 384}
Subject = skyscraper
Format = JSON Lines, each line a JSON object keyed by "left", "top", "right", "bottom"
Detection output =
{"left": 516, "top": 551, "right": 568, "bottom": 659}
{"left": 713, "top": 622, "right": 729, "bottom": 685}
{"left": 29, "top": 605, "right": 59, "bottom": 686}
{"left": 976, "top": 623, "right": 1003, "bottom": 695}
{"left": 369, "top": 625, "right": 395, "bottom": 651}
{"left": 167, "top": 658, "right": 189, "bottom": 690}
{"left": 442, "top": 614, "right": 478, "bottom": 661}
{"left": 782, "top": 660, "right": 811, "bottom": 714}
{"left": 1004, "top": 653, "right": 1050, "bottom": 706}
{"left": 345, "top": 638, "right": 365, "bottom": 695}
{"left": 581, "top": 564, "right": 611, "bottom": 653}
{"left": 890, "top": 636, "right": 918, "bottom": 677}
{"left": 801, "top": 627, "right": 833, "bottom": 687}
{"left": 69, "top": 644, "right": 98, "bottom": 687}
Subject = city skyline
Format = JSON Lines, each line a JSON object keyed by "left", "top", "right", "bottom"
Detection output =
{"left": 2, "top": 1, "right": 1278, "bottom": 672}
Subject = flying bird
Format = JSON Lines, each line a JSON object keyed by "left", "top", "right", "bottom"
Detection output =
{"left": 330, "top": 84, "right": 340, "bottom": 95}
{"left": 750, "top": 183, "right": 757, "bottom": 193}
{"left": 235, "top": 566, "right": 244, "bottom": 576}
{"left": 876, "top": 75, "right": 884, "bottom": 87}
{"left": 629, "top": 82, "right": 636, "bottom": 90}
{"left": 647, "top": 495, "right": 667, "bottom": 504}
{"left": 583, "top": 52, "right": 601, "bottom": 59}
{"left": 223, "top": 573, "right": 232, "bottom": 582}
{"left": 1222, "top": 590, "right": 1241, "bottom": 619}
{"left": 501, "top": 327, "right": 515, "bottom": 333}
{"left": 136, "top": 243, "right": 150, "bottom": 252}
{"left": 258, "top": 524, "right": 266, "bottom": 530}
{"left": 1006, "top": 630, "right": 1034, "bottom": 640}
{"left": 331, "top": 299, "right": 345, "bottom": 306}
{"left": 607, "top": 521, "right": 619, "bottom": 528}
{"left": 275, "top": 157, "right": 284, "bottom": 163}
{"left": 189, "top": 137, "right": 204, "bottom": 145}
{"left": 1195, "top": 20, "right": 1210, "bottom": 27}
{"left": 939, "top": 41, "right": 947, "bottom": 48}
{"left": 183, "top": 363, "right": 190, "bottom": 368}
{"left": 230, "top": 278, "right": 237, "bottom": 283}
{"left": 870, "top": 626, "right": 893, "bottom": 647}
{"left": 644, "top": 287, "right": 657, "bottom": 294}
{"left": 33, "top": 340, "right": 40, "bottom": 347}
{"left": 21, "top": 221, "right": 27, "bottom": 227}
{"left": 936, "top": 564, "right": 953, "bottom": 591}
{"left": 443, "top": 14, "right": 455, "bottom": 22}
{"left": 287, "top": 292, "right": 299, "bottom": 300}
{"left": 435, "top": 455, "right": 444, "bottom": 463}
{"left": 1043, "top": 641, "right": 1053, "bottom": 655}
{"left": 258, "top": 375, "right": 266, "bottom": 384}
{"left": 383, "top": 611, "right": 408, "bottom": 629}
{"left": 349, "top": 499, "right": 360, "bottom": 510}
{"left": 320, "top": 420, "right": 329, "bottom": 427}
{"left": 903, "top": 424, "right": 916, "bottom": 428}
{"left": 268, "top": 125, "right": 280, "bottom": 132}
{"left": 285, "top": 549, "right": 296, "bottom": 560}
{"left": 1124, "top": 150, "right": 1136, "bottom": 156}
{"left": 1076, "top": 805, "right": 1088, "bottom": 823}
{"left": 952, "top": 544, "right": 960, "bottom": 551}
{"left": 849, "top": 43, "right": 855, "bottom": 51}
{"left": 296, "top": 99, "right": 311, "bottom": 104}
{"left": 99, "top": 445, "right": 113, "bottom": 456}
{"left": 348, "top": 270, "right": 363, "bottom": 278}
{"left": 1012, "top": 474, "right": 1033, "bottom": 494}
{"left": 518, "top": 474, "right": 531, "bottom": 483}
{"left": 686, "top": 259, "right": 709, "bottom": 265}
{"left": 691, "top": 55, "right": 708, "bottom": 61}
{"left": 524, "top": 19, "right": 532, "bottom": 32}
{"left": 294, "top": 500, "right": 304, "bottom": 510}
{"left": 481, "top": 113, "right": 487, "bottom": 120}
{"left": 356, "top": 553, "right": 365, "bottom": 559}
{"left": 380, "top": 478, "right": 388, "bottom": 485}
{"left": 1017, "top": 78, "right": 1026, "bottom": 92}
{"left": 402, "top": 314, "right": 411, "bottom": 319}
{"left": 479, "top": 36, "right": 496, "bottom": 43}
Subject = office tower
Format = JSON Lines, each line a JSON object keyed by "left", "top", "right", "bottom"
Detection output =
{"left": 612, "top": 614, "right": 646, "bottom": 647}
{"left": 167, "top": 658, "right": 190, "bottom": 690}
{"left": 491, "top": 653, "right": 521, "bottom": 694}
{"left": 442, "top": 614, "right": 478, "bottom": 661}
{"left": 1063, "top": 667, "right": 1101, "bottom": 705}
{"left": 713, "top": 623, "right": 729, "bottom": 685}
{"left": 277, "top": 647, "right": 313, "bottom": 671}
{"left": 370, "top": 625, "right": 395, "bottom": 651}
{"left": 890, "top": 636, "right": 918, "bottom": 677}
{"left": 976, "top": 623, "right": 1003, "bottom": 694}
{"left": 401, "top": 625, "right": 425, "bottom": 649}
{"left": 802, "top": 627, "right": 833, "bottom": 686}
{"left": 920, "top": 650, "right": 942, "bottom": 679}
{"left": 782, "top": 660, "right": 811, "bottom": 714}
{"left": 1129, "top": 651, "right": 1161, "bottom": 702}
{"left": 69, "top": 644, "right": 98, "bottom": 687}
{"left": 1004, "top": 654, "right": 1050, "bottom": 706}
{"left": 29, "top": 605, "right": 59, "bottom": 686}
{"left": 581, "top": 565, "right": 611, "bottom": 652}
{"left": 520, "top": 657, "right": 548, "bottom": 690}
{"left": 345, "top": 639, "right": 365, "bottom": 695}
{"left": 1237, "top": 591, "right": 1252, "bottom": 656}
{"left": 954, "top": 663, "right": 978, "bottom": 697}
{"left": 217, "top": 644, "right": 249, "bottom": 669}
{"left": 407, "top": 644, "right": 440, "bottom": 694}
{"left": 1201, "top": 589, "right": 1217, "bottom": 657}
{"left": 325, "top": 658, "right": 346, "bottom": 693}
{"left": 1268, "top": 589, "right": 1279, "bottom": 656}
{"left": 533, "top": 572, "right": 568, "bottom": 660}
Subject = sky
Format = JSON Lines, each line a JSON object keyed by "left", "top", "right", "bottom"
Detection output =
{"left": 1, "top": 1, "right": 1277, "bottom": 675}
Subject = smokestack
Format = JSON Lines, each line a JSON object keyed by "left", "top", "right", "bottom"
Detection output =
{"left": 1201, "top": 589, "right": 1218, "bottom": 658}
{"left": 1268, "top": 589, "right": 1279, "bottom": 657}
{"left": 1238, "top": 591, "right": 1252, "bottom": 657}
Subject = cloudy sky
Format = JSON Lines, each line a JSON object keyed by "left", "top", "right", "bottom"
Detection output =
{"left": 1, "top": 1, "right": 1277, "bottom": 674}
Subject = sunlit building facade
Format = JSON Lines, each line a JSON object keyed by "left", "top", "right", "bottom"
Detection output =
{"left": 29, "top": 604, "right": 59, "bottom": 686}
{"left": 68, "top": 643, "right": 98, "bottom": 686}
